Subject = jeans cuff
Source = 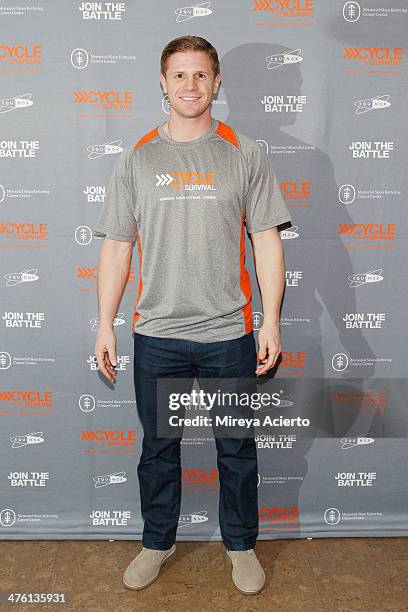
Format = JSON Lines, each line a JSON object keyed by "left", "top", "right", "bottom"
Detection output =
{"left": 224, "top": 542, "right": 256, "bottom": 551}
{"left": 143, "top": 541, "right": 174, "bottom": 551}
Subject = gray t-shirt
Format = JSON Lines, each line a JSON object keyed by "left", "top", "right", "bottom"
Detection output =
{"left": 93, "top": 118, "right": 292, "bottom": 342}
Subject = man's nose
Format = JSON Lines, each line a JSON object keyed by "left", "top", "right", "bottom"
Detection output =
{"left": 185, "top": 75, "right": 198, "bottom": 89}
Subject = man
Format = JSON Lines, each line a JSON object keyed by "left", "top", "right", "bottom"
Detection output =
{"left": 93, "top": 35, "right": 292, "bottom": 595}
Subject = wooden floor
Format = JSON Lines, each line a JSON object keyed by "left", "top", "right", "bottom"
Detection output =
{"left": 1, "top": 537, "right": 408, "bottom": 611}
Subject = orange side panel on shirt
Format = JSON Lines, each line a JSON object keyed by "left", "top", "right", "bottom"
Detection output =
{"left": 240, "top": 210, "right": 253, "bottom": 333}
{"left": 132, "top": 228, "right": 143, "bottom": 332}
{"left": 131, "top": 126, "right": 159, "bottom": 331}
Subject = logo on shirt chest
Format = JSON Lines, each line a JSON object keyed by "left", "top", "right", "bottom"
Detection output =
{"left": 155, "top": 171, "right": 216, "bottom": 191}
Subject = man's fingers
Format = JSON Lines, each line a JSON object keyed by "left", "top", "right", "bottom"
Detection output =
{"left": 257, "top": 340, "right": 268, "bottom": 361}
{"left": 107, "top": 345, "right": 117, "bottom": 367}
{"left": 95, "top": 346, "right": 116, "bottom": 382}
{"left": 99, "top": 359, "right": 113, "bottom": 381}
{"left": 256, "top": 358, "right": 273, "bottom": 373}
{"left": 104, "top": 346, "right": 117, "bottom": 379}
{"left": 256, "top": 345, "right": 280, "bottom": 375}
{"left": 100, "top": 357, "right": 114, "bottom": 381}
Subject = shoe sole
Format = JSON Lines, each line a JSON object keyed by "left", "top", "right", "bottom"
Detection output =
{"left": 123, "top": 545, "right": 176, "bottom": 590}
{"left": 226, "top": 550, "right": 265, "bottom": 595}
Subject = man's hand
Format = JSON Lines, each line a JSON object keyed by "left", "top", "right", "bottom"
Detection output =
{"left": 256, "top": 322, "right": 281, "bottom": 376}
{"left": 95, "top": 325, "right": 117, "bottom": 382}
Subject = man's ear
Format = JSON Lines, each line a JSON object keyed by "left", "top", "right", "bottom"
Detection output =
{"left": 160, "top": 73, "right": 167, "bottom": 94}
{"left": 214, "top": 73, "right": 222, "bottom": 94}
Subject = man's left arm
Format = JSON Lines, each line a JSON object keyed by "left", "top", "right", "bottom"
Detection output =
{"left": 242, "top": 139, "right": 292, "bottom": 375}
{"left": 250, "top": 226, "right": 286, "bottom": 376}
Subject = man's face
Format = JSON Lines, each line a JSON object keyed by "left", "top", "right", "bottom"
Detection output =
{"left": 160, "top": 50, "right": 221, "bottom": 119}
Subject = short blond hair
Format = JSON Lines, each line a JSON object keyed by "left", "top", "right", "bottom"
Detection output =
{"left": 161, "top": 35, "right": 220, "bottom": 77}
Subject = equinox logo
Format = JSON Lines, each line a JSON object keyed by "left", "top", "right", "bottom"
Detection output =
{"left": 175, "top": 2, "right": 212, "bottom": 22}
{"left": 354, "top": 95, "right": 391, "bottom": 114}
{"left": 4, "top": 268, "right": 39, "bottom": 286}
{"left": 265, "top": 49, "right": 303, "bottom": 70}
{"left": 0, "top": 93, "right": 33, "bottom": 114}
{"left": 93, "top": 472, "right": 127, "bottom": 487}
{"left": 178, "top": 510, "right": 208, "bottom": 526}
{"left": 87, "top": 140, "right": 123, "bottom": 159}
{"left": 348, "top": 269, "right": 383, "bottom": 287}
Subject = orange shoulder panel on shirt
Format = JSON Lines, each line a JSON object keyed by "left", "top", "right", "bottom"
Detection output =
{"left": 214, "top": 120, "right": 240, "bottom": 150}
{"left": 133, "top": 126, "right": 159, "bottom": 151}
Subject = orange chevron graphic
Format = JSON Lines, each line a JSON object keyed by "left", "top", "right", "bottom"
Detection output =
{"left": 76, "top": 267, "right": 136, "bottom": 282}
{"left": 77, "top": 267, "right": 98, "bottom": 279}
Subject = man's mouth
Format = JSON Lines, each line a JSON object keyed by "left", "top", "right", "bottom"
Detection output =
{"left": 179, "top": 96, "right": 202, "bottom": 102}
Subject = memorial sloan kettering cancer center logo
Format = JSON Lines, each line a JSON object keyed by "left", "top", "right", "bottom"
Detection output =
{"left": 155, "top": 171, "right": 216, "bottom": 191}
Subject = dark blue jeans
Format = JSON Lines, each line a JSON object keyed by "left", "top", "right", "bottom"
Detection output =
{"left": 133, "top": 330, "right": 259, "bottom": 551}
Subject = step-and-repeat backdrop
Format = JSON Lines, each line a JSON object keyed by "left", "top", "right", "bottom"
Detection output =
{"left": 1, "top": 1, "right": 408, "bottom": 540}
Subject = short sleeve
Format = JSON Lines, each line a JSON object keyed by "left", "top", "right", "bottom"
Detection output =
{"left": 244, "top": 144, "right": 292, "bottom": 234}
{"left": 93, "top": 147, "right": 138, "bottom": 243}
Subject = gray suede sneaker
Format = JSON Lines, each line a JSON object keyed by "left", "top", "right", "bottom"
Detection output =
{"left": 226, "top": 549, "right": 266, "bottom": 594}
{"left": 123, "top": 544, "right": 176, "bottom": 590}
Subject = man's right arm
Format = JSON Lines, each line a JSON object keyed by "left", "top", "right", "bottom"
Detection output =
{"left": 94, "top": 237, "right": 133, "bottom": 382}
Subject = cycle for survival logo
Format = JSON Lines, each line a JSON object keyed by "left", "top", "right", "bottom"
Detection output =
{"left": 155, "top": 171, "right": 216, "bottom": 191}
{"left": 343, "top": 46, "right": 403, "bottom": 74}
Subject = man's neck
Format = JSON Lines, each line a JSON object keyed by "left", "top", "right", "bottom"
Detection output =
{"left": 164, "top": 114, "right": 214, "bottom": 142}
